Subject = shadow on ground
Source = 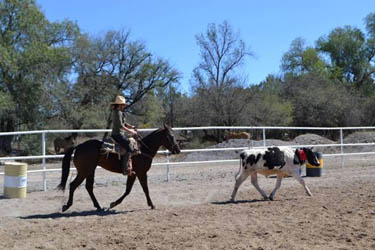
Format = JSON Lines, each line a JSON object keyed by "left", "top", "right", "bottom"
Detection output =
{"left": 211, "top": 199, "right": 272, "bottom": 205}
{"left": 19, "top": 209, "right": 130, "bottom": 220}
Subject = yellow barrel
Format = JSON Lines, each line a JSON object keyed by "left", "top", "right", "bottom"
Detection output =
{"left": 4, "top": 162, "right": 27, "bottom": 198}
{"left": 306, "top": 152, "right": 323, "bottom": 177}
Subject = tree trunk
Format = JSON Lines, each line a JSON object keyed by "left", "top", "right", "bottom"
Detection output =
{"left": 0, "top": 117, "right": 14, "bottom": 155}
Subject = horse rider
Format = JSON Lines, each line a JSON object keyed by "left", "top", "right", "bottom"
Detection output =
{"left": 110, "top": 95, "right": 138, "bottom": 175}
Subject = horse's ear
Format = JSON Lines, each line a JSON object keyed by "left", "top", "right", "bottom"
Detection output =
{"left": 164, "top": 124, "right": 169, "bottom": 130}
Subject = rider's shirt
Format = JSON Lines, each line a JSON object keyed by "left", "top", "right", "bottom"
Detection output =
{"left": 111, "top": 110, "right": 126, "bottom": 136}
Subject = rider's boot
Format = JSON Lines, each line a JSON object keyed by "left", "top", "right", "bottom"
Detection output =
{"left": 121, "top": 153, "right": 130, "bottom": 176}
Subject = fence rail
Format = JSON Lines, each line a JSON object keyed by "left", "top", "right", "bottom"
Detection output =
{"left": 1, "top": 126, "right": 375, "bottom": 190}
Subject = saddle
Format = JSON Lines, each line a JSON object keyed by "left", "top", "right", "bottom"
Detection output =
{"left": 101, "top": 136, "right": 140, "bottom": 159}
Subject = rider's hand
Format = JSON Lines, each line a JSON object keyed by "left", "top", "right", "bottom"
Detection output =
{"left": 131, "top": 129, "right": 138, "bottom": 136}
{"left": 132, "top": 126, "right": 138, "bottom": 134}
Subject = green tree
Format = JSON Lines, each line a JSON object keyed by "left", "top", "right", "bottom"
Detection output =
{"left": 244, "top": 75, "right": 293, "bottom": 127}
{"left": 63, "top": 30, "right": 181, "bottom": 130}
{"left": 281, "top": 38, "right": 327, "bottom": 77}
{"left": 316, "top": 25, "right": 372, "bottom": 86}
{"left": 131, "top": 90, "right": 166, "bottom": 128}
{"left": 159, "top": 84, "right": 181, "bottom": 127}
{"left": 364, "top": 12, "right": 375, "bottom": 86}
{"left": 284, "top": 74, "right": 363, "bottom": 128}
{"left": 191, "top": 21, "right": 252, "bottom": 135}
{"left": 0, "top": 0, "right": 79, "bottom": 153}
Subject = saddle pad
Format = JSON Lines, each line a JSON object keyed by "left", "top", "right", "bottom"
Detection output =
{"left": 101, "top": 137, "right": 139, "bottom": 156}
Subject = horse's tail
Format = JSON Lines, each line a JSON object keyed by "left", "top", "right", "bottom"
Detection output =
{"left": 57, "top": 146, "right": 75, "bottom": 191}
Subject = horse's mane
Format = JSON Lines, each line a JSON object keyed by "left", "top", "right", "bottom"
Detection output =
{"left": 141, "top": 127, "right": 164, "bottom": 144}
{"left": 135, "top": 127, "right": 166, "bottom": 156}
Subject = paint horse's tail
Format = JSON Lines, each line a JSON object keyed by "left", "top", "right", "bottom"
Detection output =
{"left": 57, "top": 146, "right": 75, "bottom": 191}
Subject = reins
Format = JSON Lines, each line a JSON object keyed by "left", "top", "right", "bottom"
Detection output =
{"left": 134, "top": 127, "right": 178, "bottom": 159}
{"left": 134, "top": 133, "right": 153, "bottom": 159}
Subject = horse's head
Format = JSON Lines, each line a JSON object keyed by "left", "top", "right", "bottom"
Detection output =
{"left": 300, "top": 147, "right": 320, "bottom": 166}
{"left": 161, "top": 124, "right": 181, "bottom": 154}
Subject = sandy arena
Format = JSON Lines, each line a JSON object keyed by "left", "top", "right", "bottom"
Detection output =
{"left": 0, "top": 160, "right": 375, "bottom": 250}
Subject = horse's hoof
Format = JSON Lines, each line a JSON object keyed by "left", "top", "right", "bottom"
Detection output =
{"left": 62, "top": 205, "right": 69, "bottom": 212}
{"left": 150, "top": 205, "right": 155, "bottom": 209}
{"left": 109, "top": 202, "right": 117, "bottom": 209}
{"left": 268, "top": 196, "right": 274, "bottom": 201}
{"left": 96, "top": 207, "right": 103, "bottom": 212}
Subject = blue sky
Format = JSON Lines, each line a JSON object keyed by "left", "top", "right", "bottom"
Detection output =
{"left": 37, "top": 0, "right": 374, "bottom": 93}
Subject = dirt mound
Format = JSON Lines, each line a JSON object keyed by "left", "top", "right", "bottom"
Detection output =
{"left": 293, "top": 133, "right": 334, "bottom": 145}
{"left": 293, "top": 133, "right": 338, "bottom": 154}
{"left": 343, "top": 131, "right": 375, "bottom": 153}
{"left": 344, "top": 131, "right": 375, "bottom": 143}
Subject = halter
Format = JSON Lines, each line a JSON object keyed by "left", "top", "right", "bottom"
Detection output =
{"left": 165, "top": 132, "right": 179, "bottom": 153}
{"left": 297, "top": 149, "right": 307, "bottom": 161}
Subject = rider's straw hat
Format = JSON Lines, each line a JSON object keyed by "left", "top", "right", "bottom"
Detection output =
{"left": 111, "top": 96, "right": 127, "bottom": 105}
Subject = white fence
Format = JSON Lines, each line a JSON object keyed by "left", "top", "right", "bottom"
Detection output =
{"left": 1, "top": 126, "right": 375, "bottom": 191}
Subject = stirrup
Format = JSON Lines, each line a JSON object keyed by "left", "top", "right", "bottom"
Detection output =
{"left": 127, "top": 168, "right": 136, "bottom": 176}
{"left": 122, "top": 166, "right": 135, "bottom": 176}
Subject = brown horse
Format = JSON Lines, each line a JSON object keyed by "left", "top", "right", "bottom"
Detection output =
{"left": 57, "top": 125, "right": 180, "bottom": 212}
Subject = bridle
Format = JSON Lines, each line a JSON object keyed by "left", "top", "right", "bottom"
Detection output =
{"left": 165, "top": 131, "right": 179, "bottom": 153}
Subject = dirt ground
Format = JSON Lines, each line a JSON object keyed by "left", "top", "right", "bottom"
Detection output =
{"left": 0, "top": 161, "right": 375, "bottom": 250}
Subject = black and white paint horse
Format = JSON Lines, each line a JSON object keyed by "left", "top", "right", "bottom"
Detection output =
{"left": 231, "top": 147, "right": 320, "bottom": 201}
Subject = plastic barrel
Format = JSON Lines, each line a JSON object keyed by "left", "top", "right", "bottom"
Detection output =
{"left": 4, "top": 162, "right": 27, "bottom": 198}
{"left": 306, "top": 152, "right": 323, "bottom": 177}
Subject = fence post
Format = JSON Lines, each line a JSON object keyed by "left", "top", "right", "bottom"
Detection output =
{"left": 262, "top": 128, "right": 266, "bottom": 148}
{"left": 42, "top": 132, "right": 47, "bottom": 191}
{"left": 340, "top": 128, "right": 344, "bottom": 168}
{"left": 166, "top": 153, "right": 170, "bottom": 182}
